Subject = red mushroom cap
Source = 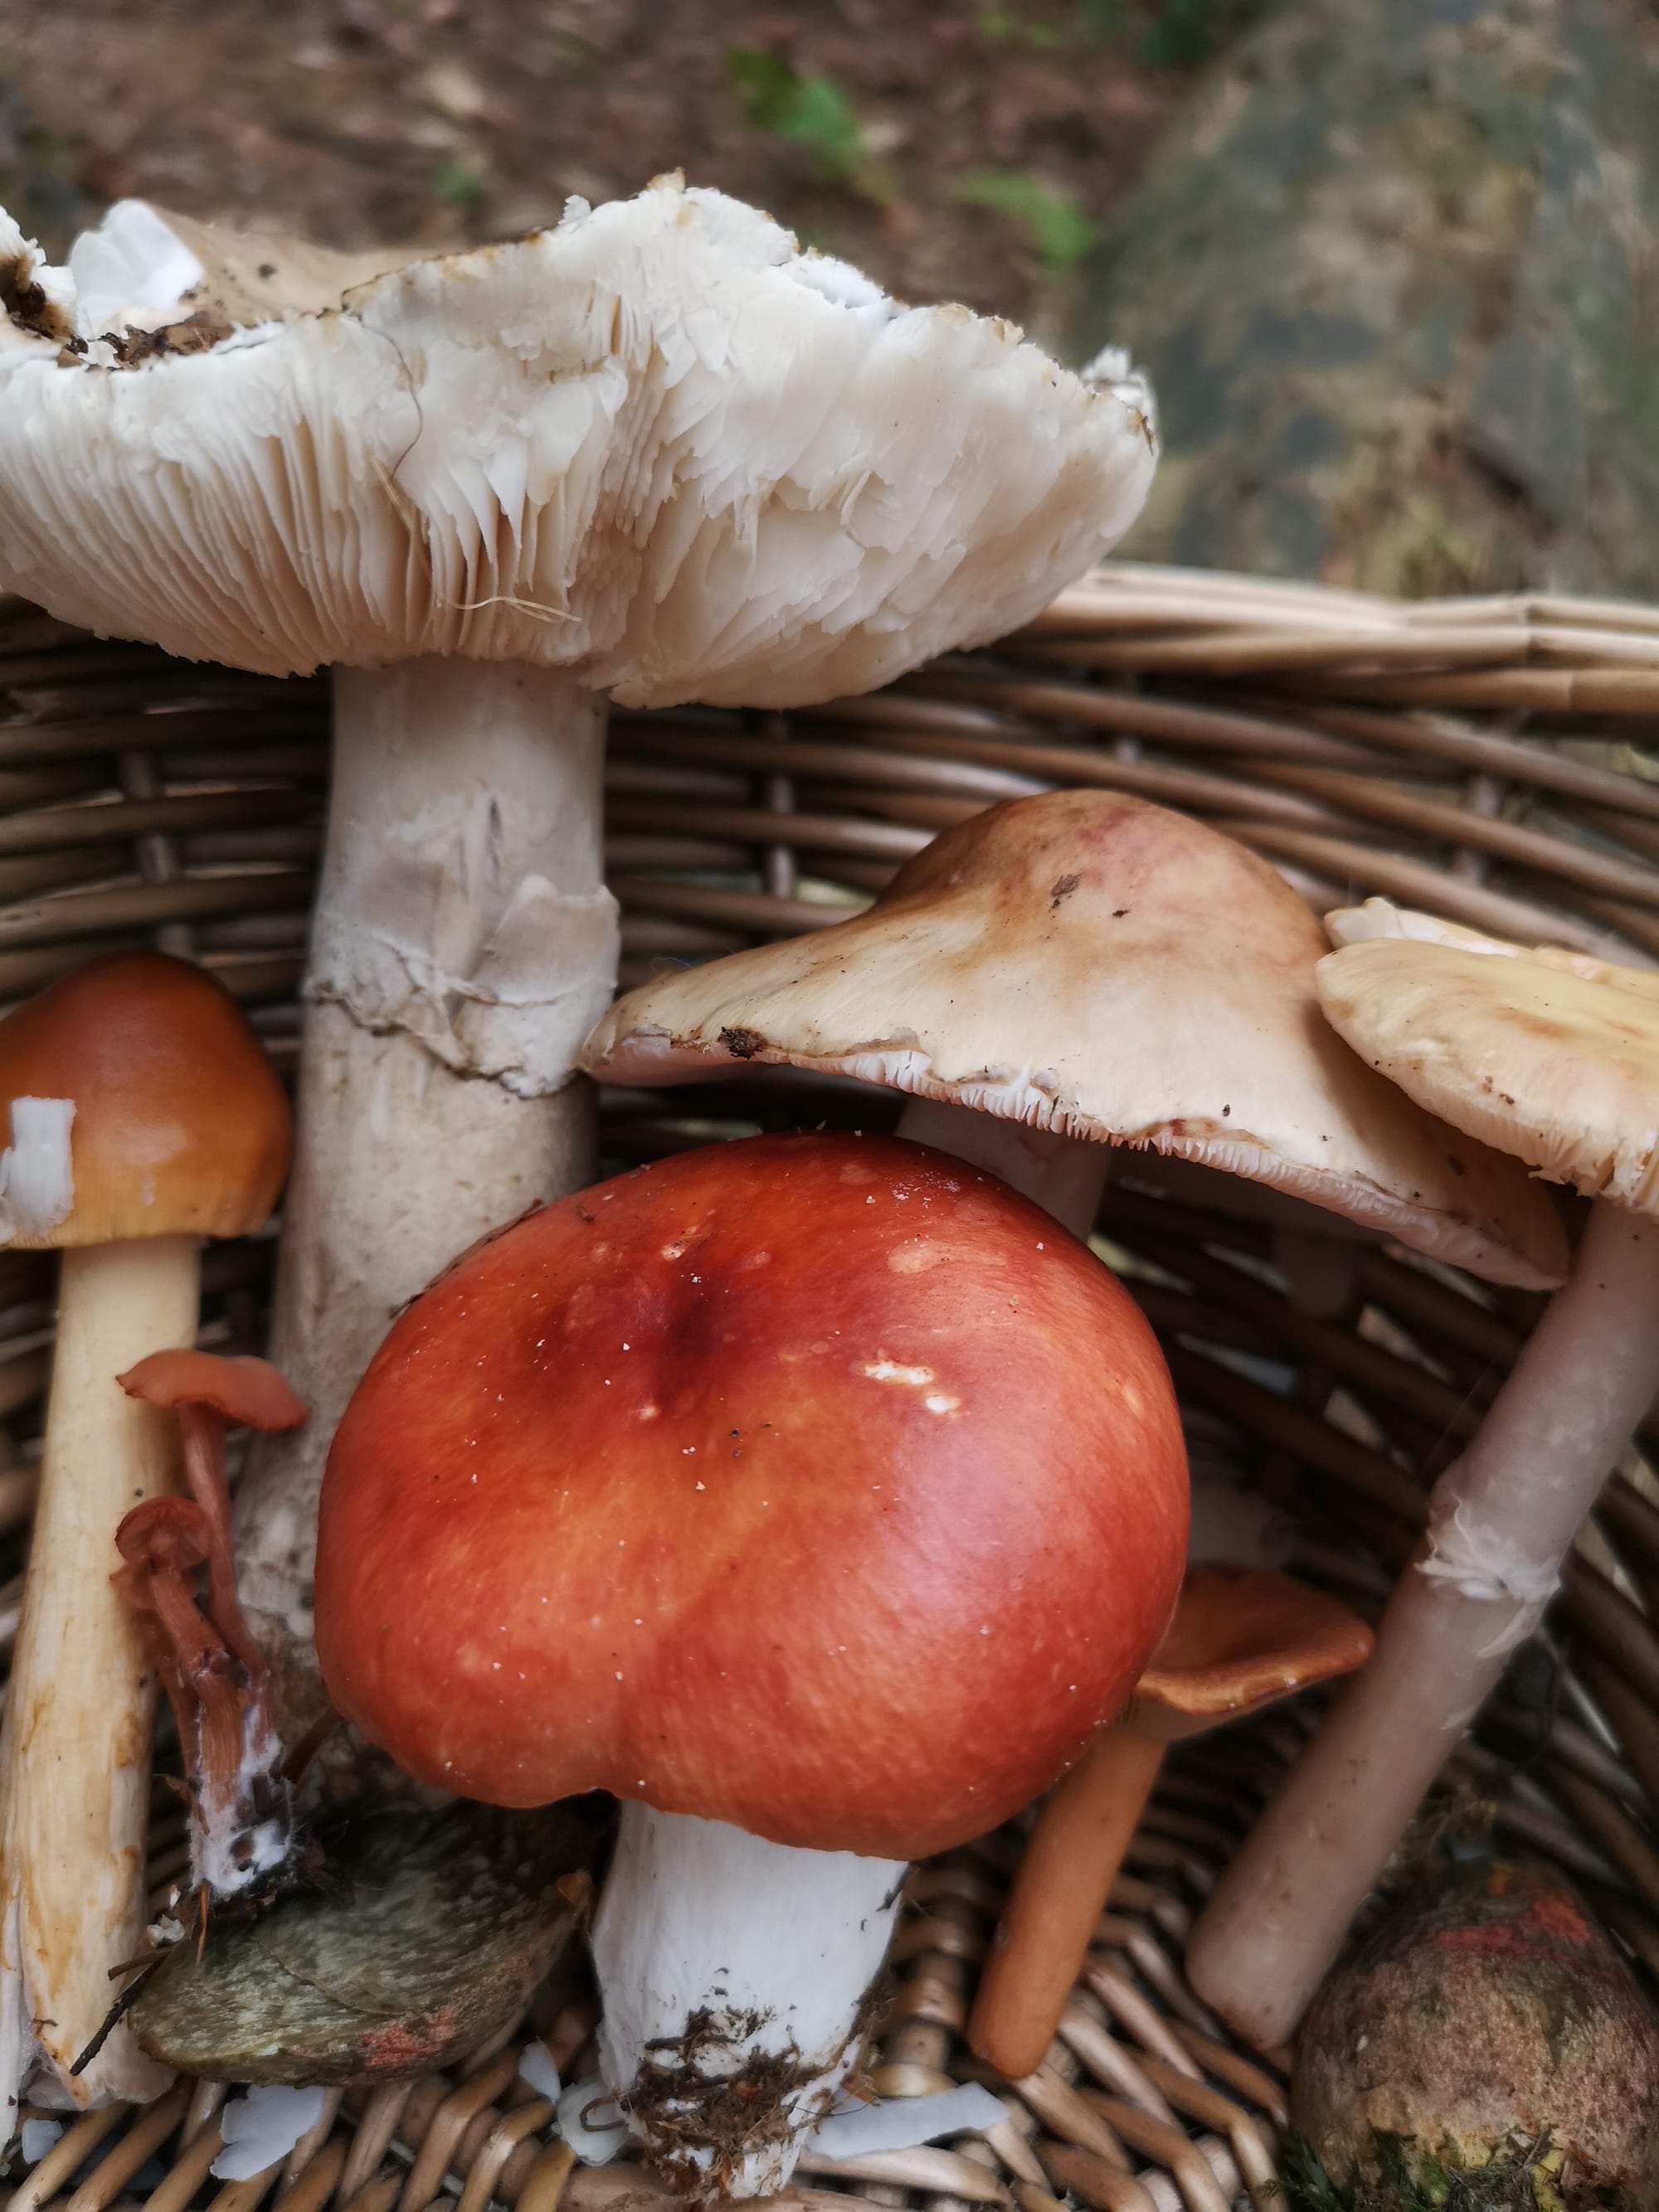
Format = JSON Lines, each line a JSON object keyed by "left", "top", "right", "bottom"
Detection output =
{"left": 316, "top": 1132, "right": 1188, "bottom": 1859}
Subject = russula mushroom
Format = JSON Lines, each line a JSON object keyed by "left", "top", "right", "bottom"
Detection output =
{"left": 114, "top": 1351, "right": 308, "bottom": 1908}
{"left": 968, "top": 1562, "right": 1372, "bottom": 2083}
{"left": 0, "top": 952, "right": 289, "bottom": 2112}
{"left": 0, "top": 185, "right": 1158, "bottom": 1724}
{"left": 583, "top": 789, "right": 1569, "bottom": 1275}
{"left": 313, "top": 1131, "right": 1187, "bottom": 2196}
{"left": 1184, "top": 903, "right": 1659, "bottom": 2049}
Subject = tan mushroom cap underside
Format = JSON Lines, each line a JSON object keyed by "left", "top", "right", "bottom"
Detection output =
{"left": 1317, "top": 914, "right": 1659, "bottom": 1215}
{"left": 585, "top": 791, "right": 1568, "bottom": 1290}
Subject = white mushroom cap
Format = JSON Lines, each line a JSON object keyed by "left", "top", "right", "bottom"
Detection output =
{"left": 0, "top": 179, "right": 1157, "bottom": 703}
{"left": 1317, "top": 903, "right": 1659, "bottom": 1213}
{"left": 583, "top": 790, "right": 1569, "bottom": 1288}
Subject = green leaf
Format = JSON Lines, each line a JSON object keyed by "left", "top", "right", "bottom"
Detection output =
{"left": 724, "top": 47, "right": 866, "bottom": 182}
{"left": 432, "top": 158, "right": 486, "bottom": 210}
{"left": 1140, "top": 0, "right": 1261, "bottom": 68}
{"left": 954, "top": 170, "right": 1099, "bottom": 270}
{"left": 1075, "top": 0, "right": 1126, "bottom": 36}
{"left": 978, "top": 8, "right": 1064, "bottom": 46}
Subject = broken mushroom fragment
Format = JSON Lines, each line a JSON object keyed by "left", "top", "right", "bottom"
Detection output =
{"left": 0, "top": 186, "right": 1158, "bottom": 1726}
{"left": 584, "top": 790, "right": 1569, "bottom": 1270}
{"left": 129, "top": 1796, "right": 609, "bottom": 2088}
{"left": 114, "top": 1351, "right": 307, "bottom": 1908}
{"left": 0, "top": 953, "right": 289, "bottom": 2113}
{"left": 1185, "top": 904, "right": 1659, "bottom": 2049}
{"left": 314, "top": 1132, "right": 1187, "bottom": 2197}
{"left": 968, "top": 1564, "right": 1371, "bottom": 2081}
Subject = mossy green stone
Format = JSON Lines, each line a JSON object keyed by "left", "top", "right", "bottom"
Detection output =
{"left": 1080, "top": 0, "right": 1659, "bottom": 597}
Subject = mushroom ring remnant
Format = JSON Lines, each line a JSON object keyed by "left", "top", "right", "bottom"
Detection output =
{"left": 314, "top": 1130, "right": 1188, "bottom": 2196}
{"left": 0, "top": 182, "right": 1160, "bottom": 1735}
{"left": 1185, "top": 904, "right": 1659, "bottom": 2049}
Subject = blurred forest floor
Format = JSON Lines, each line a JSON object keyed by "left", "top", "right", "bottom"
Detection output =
{"left": 2, "top": 0, "right": 1259, "bottom": 355}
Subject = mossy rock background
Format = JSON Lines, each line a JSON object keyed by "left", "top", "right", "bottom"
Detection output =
{"left": 1080, "top": 0, "right": 1659, "bottom": 598}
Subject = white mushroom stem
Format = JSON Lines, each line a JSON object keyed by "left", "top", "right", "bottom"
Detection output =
{"left": 1186, "top": 1199, "right": 1659, "bottom": 2048}
{"left": 895, "top": 1097, "right": 1108, "bottom": 1239}
{"left": 236, "top": 661, "right": 618, "bottom": 1704}
{"left": 592, "top": 1805, "right": 905, "bottom": 2199}
{"left": 0, "top": 1235, "right": 200, "bottom": 2112}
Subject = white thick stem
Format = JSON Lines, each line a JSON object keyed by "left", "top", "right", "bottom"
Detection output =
{"left": 592, "top": 1806, "right": 905, "bottom": 2199}
{"left": 896, "top": 1097, "right": 1107, "bottom": 1241}
{"left": 236, "top": 661, "right": 619, "bottom": 1713}
{"left": 1186, "top": 1199, "right": 1659, "bottom": 2049}
{"left": 0, "top": 1236, "right": 200, "bottom": 2113}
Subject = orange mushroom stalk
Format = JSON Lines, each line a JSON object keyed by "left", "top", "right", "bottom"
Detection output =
{"left": 968, "top": 1567, "right": 1373, "bottom": 2082}
{"left": 115, "top": 1352, "right": 308, "bottom": 1907}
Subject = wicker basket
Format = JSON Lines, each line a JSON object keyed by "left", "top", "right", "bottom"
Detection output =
{"left": 2, "top": 563, "right": 1658, "bottom": 2212}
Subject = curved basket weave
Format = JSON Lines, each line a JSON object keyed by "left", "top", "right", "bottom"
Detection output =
{"left": 2, "top": 563, "right": 1659, "bottom": 2212}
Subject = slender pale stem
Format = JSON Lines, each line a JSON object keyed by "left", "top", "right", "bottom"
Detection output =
{"left": 970, "top": 1725, "right": 1164, "bottom": 2079}
{"left": 0, "top": 1235, "right": 200, "bottom": 2110}
{"left": 593, "top": 1804, "right": 906, "bottom": 2199}
{"left": 895, "top": 1098, "right": 1108, "bottom": 1240}
{"left": 236, "top": 660, "right": 619, "bottom": 1731}
{"left": 1186, "top": 1199, "right": 1659, "bottom": 2049}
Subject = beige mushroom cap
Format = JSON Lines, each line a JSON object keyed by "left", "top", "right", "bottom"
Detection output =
{"left": 1317, "top": 905, "right": 1659, "bottom": 1213}
{"left": 1326, "top": 896, "right": 1659, "bottom": 1002}
{"left": 584, "top": 790, "right": 1569, "bottom": 1288}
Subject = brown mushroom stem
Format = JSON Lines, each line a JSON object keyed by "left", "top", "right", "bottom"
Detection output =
{"left": 236, "top": 661, "right": 619, "bottom": 1727}
{"left": 1186, "top": 1200, "right": 1659, "bottom": 2049}
{"left": 0, "top": 1235, "right": 200, "bottom": 2111}
{"left": 114, "top": 1497, "right": 291, "bottom": 1906}
{"left": 895, "top": 1098, "right": 1109, "bottom": 1238}
{"left": 970, "top": 1725, "right": 1164, "bottom": 2079}
{"left": 114, "top": 1352, "right": 307, "bottom": 1908}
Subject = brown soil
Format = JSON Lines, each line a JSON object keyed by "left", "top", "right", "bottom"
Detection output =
{"left": 0, "top": 0, "right": 1246, "bottom": 355}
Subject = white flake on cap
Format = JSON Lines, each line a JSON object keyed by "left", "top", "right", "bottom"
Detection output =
{"left": 0, "top": 1099, "right": 75, "bottom": 1247}
{"left": 66, "top": 201, "right": 205, "bottom": 338}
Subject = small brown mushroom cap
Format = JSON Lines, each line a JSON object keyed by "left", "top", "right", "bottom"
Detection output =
{"left": 119, "top": 1349, "right": 309, "bottom": 1432}
{"left": 1123, "top": 1565, "right": 1374, "bottom": 1744}
{"left": 0, "top": 951, "right": 290, "bottom": 1247}
{"left": 585, "top": 791, "right": 1569, "bottom": 1290}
